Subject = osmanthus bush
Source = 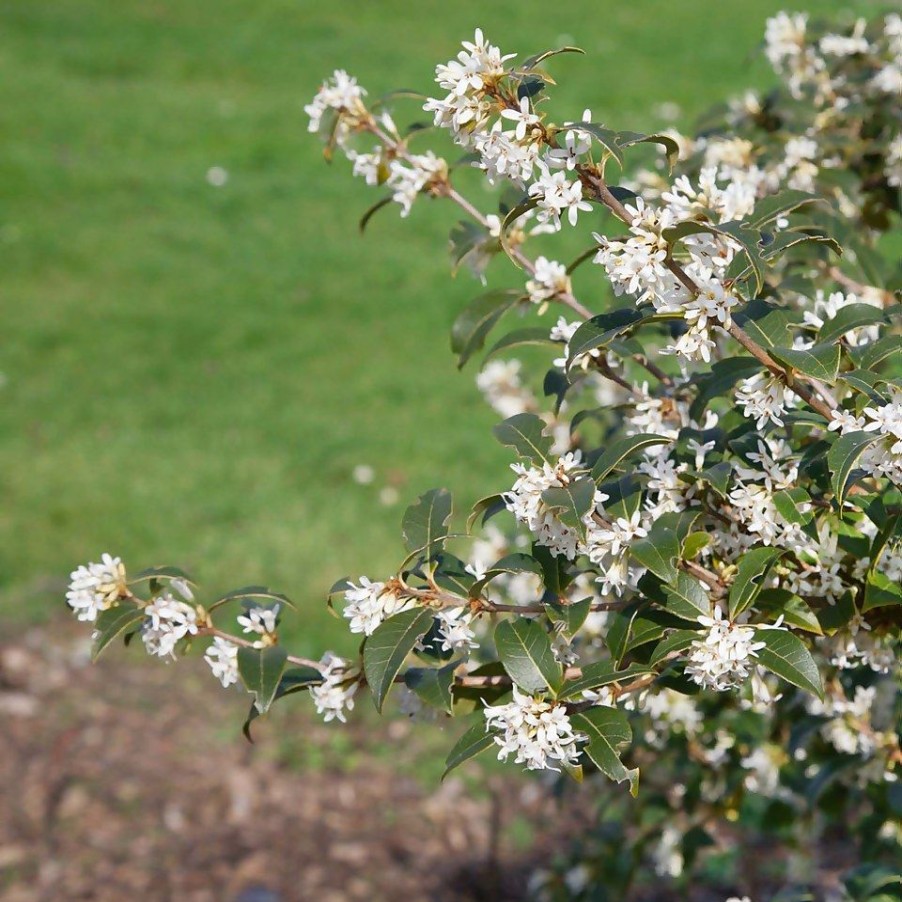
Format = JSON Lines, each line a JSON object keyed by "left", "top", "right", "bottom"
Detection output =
{"left": 68, "top": 11, "right": 900, "bottom": 900}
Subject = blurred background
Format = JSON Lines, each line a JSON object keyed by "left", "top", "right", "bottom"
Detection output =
{"left": 0, "top": 1, "right": 881, "bottom": 899}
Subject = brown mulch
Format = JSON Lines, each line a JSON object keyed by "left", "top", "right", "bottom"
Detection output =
{"left": 0, "top": 621, "right": 591, "bottom": 902}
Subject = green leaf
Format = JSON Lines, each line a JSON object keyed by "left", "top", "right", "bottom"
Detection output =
{"left": 756, "top": 590, "right": 823, "bottom": 634}
{"left": 649, "top": 628, "right": 698, "bottom": 665}
{"left": 363, "top": 607, "right": 436, "bottom": 712}
{"left": 862, "top": 570, "right": 902, "bottom": 612}
{"left": 242, "top": 666, "right": 323, "bottom": 741}
{"left": 772, "top": 487, "right": 814, "bottom": 526}
{"left": 770, "top": 343, "right": 841, "bottom": 384}
{"left": 694, "top": 461, "right": 733, "bottom": 498}
{"left": 857, "top": 335, "right": 902, "bottom": 371}
{"left": 444, "top": 715, "right": 496, "bottom": 778}
{"left": 404, "top": 662, "right": 456, "bottom": 713}
{"left": 573, "top": 706, "right": 639, "bottom": 796}
{"left": 817, "top": 304, "right": 885, "bottom": 345}
{"left": 754, "top": 629, "right": 823, "bottom": 698}
{"left": 495, "top": 618, "right": 562, "bottom": 694}
{"left": 681, "top": 531, "right": 711, "bottom": 560}
{"left": 467, "top": 493, "right": 507, "bottom": 533}
{"left": 401, "top": 488, "right": 453, "bottom": 560}
{"left": 130, "top": 565, "right": 194, "bottom": 584}
{"left": 484, "top": 327, "right": 555, "bottom": 361}
{"left": 614, "top": 131, "right": 680, "bottom": 173}
{"left": 541, "top": 476, "right": 596, "bottom": 535}
{"left": 91, "top": 604, "right": 146, "bottom": 661}
{"left": 663, "top": 572, "right": 710, "bottom": 621}
{"left": 210, "top": 585, "right": 294, "bottom": 612}
{"left": 359, "top": 195, "right": 393, "bottom": 233}
{"left": 566, "top": 123, "right": 624, "bottom": 168}
{"left": 520, "top": 46, "right": 585, "bottom": 70}
{"left": 469, "top": 552, "right": 543, "bottom": 597}
{"left": 630, "top": 527, "right": 680, "bottom": 584}
{"left": 728, "top": 547, "right": 784, "bottom": 619}
{"left": 499, "top": 196, "right": 540, "bottom": 265}
{"left": 591, "top": 433, "right": 672, "bottom": 483}
{"left": 827, "top": 430, "right": 879, "bottom": 506}
{"left": 747, "top": 190, "right": 823, "bottom": 228}
{"left": 560, "top": 661, "right": 652, "bottom": 699}
{"left": 545, "top": 597, "right": 592, "bottom": 637}
{"left": 450, "top": 289, "right": 520, "bottom": 368}
{"left": 237, "top": 645, "right": 289, "bottom": 714}
{"left": 492, "top": 413, "right": 554, "bottom": 466}
{"left": 565, "top": 308, "right": 647, "bottom": 370}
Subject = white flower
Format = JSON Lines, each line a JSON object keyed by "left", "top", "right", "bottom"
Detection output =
{"left": 735, "top": 371, "right": 798, "bottom": 429}
{"left": 546, "top": 117, "right": 591, "bottom": 171}
{"left": 434, "top": 28, "right": 515, "bottom": 97}
{"left": 476, "top": 359, "right": 535, "bottom": 419}
{"left": 483, "top": 686, "right": 583, "bottom": 771}
{"left": 505, "top": 452, "right": 597, "bottom": 559}
{"left": 586, "top": 511, "right": 648, "bottom": 560}
{"left": 66, "top": 553, "right": 127, "bottom": 622}
{"left": 387, "top": 152, "right": 447, "bottom": 217}
{"left": 204, "top": 637, "right": 239, "bottom": 688}
{"left": 342, "top": 576, "right": 416, "bottom": 635}
{"left": 741, "top": 745, "right": 783, "bottom": 796}
{"left": 529, "top": 166, "right": 592, "bottom": 229}
{"left": 886, "top": 134, "right": 902, "bottom": 189}
{"left": 305, "top": 70, "right": 367, "bottom": 139}
{"left": 526, "top": 256, "right": 571, "bottom": 304}
{"left": 142, "top": 593, "right": 199, "bottom": 659}
{"left": 652, "top": 824, "right": 684, "bottom": 877}
{"left": 435, "top": 607, "right": 478, "bottom": 653}
{"left": 684, "top": 606, "right": 769, "bottom": 691}
{"left": 310, "top": 652, "right": 357, "bottom": 723}
{"left": 237, "top": 605, "right": 279, "bottom": 636}
{"left": 206, "top": 166, "right": 228, "bottom": 187}
{"left": 500, "top": 96, "right": 539, "bottom": 141}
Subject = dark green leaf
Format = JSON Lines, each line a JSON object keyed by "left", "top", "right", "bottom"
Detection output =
{"left": 237, "top": 645, "right": 289, "bottom": 714}
{"left": 630, "top": 527, "right": 680, "bottom": 584}
{"left": 495, "top": 619, "right": 562, "bottom": 694}
{"left": 663, "top": 572, "right": 710, "bottom": 621}
{"left": 755, "top": 629, "right": 823, "bottom": 698}
{"left": 649, "top": 628, "right": 698, "bottom": 665}
{"left": 565, "top": 308, "right": 647, "bottom": 370}
{"left": 131, "top": 565, "right": 194, "bottom": 584}
{"left": 363, "top": 607, "right": 436, "bottom": 712}
{"left": 359, "top": 195, "right": 393, "bottom": 233}
{"left": 520, "top": 46, "right": 585, "bottom": 70}
{"left": 728, "top": 547, "right": 784, "bottom": 618}
{"left": 827, "top": 430, "right": 879, "bottom": 506}
{"left": 404, "top": 662, "right": 456, "bottom": 713}
{"left": 467, "top": 494, "right": 507, "bottom": 533}
{"left": 862, "top": 570, "right": 902, "bottom": 612}
{"left": 541, "top": 476, "right": 596, "bottom": 534}
{"left": 756, "top": 589, "right": 822, "bottom": 634}
{"left": 817, "top": 304, "right": 885, "bottom": 345}
{"left": 747, "top": 190, "right": 823, "bottom": 228}
{"left": 451, "top": 290, "right": 520, "bottom": 368}
{"left": 560, "top": 661, "right": 652, "bottom": 699}
{"left": 545, "top": 597, "right": 592, "bottom": 637}
{"left": 469, "top": 552, "right": 543, "bottom": 597}
{"left": 210, "top": 585, "right": 295, "bottom": 612}
{"left": 484, "top": 327, "right": 555, "bottom": 361}
{"left": 591, "top": 433, "right": 672, "bottom": 483}
{"left": 492, "top": 413, "right": 554, "bottom": 466}
{"left": 770, "top": 343, "right": 841, "bottom": 384}
{"left": 573, "top": 706, "right": 639, "bottom": 796}
{"left": 402, "top": 488, "right": 453, "bottom": 560}
{"left": 91, "top": 604, "right": 146, "bottom": 661}
{"left": 857, "top": 335, "right": 902, "bottom": 371}
{"left": 444, "top": 715, "right": 497, "bottom": 778}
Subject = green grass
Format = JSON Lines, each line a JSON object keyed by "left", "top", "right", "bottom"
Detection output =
{"left": 0, "top": 0, "right": 878, "bottom": 654}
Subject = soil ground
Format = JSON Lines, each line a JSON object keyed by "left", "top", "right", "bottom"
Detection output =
{"left": 0, "top": 619, "right": 592, "bottom": 902}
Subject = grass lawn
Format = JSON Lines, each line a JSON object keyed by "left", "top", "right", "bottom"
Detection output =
{"left": 0, "top": 0, "right": 878, "bottom": 654}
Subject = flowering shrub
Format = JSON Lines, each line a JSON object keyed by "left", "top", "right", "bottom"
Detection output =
{"left": 69, "top": 11, "right": 900, "bottom": 900}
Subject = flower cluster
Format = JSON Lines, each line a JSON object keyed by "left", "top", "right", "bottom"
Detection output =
{"left": 66, "top": 553, "right": 127, "bottom": 622}
{"left": 685, "top": 607, "right": 770, "bottom": 691}
{"left": 310, "top": 652, "right": 357, "bottom": 723}
{"left": 342, "top": 576, "right": 417, "bottom": 636}
{"left": 483, "top": 687, "right": 583, "bottom": 771}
